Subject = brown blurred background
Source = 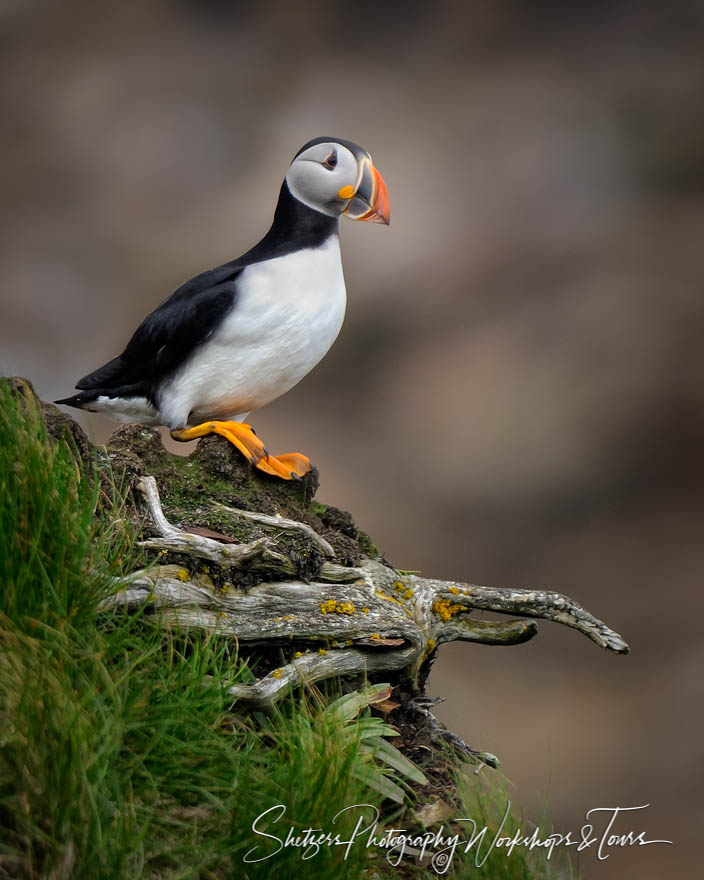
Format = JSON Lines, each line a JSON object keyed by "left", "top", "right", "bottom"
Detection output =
{"left": 2, "top": 1, "right": 703, "bottom": 875}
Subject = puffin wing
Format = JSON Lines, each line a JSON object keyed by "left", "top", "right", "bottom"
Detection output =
{"left": 76, "top": 262, "right": 244, "bottom": 394}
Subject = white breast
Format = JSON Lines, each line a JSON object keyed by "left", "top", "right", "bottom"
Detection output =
{"left": 160, "top": 235, "right": 347, "bottom": 427}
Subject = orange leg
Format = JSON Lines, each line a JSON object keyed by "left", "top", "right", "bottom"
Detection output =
{"left": 171, "top": 421, "right": 312, "bottom": 480}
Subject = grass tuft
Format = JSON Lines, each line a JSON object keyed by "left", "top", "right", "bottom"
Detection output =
{"left": 0, "top": 381, "right": 571, "bottom": 879}
{"left": 0, "top": 384, "right": 383, "bottom": 878}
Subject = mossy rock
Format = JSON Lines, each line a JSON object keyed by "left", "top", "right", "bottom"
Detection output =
{"left": 3, "top": 374, "right": 381, "bottom": 581}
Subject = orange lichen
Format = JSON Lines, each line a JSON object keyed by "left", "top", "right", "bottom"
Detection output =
{"left": 320, "top": 599, "right": 356, "bottom": 615}
{"left": 392, "top": 580, "right": 414, "bottom": 601}
{"left": 432, "top": 598, "right": 464, "bottom": 621}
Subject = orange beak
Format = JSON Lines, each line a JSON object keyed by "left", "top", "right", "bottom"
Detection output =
{"left": 342, "top": 157, "right": 391, "bottom": 225}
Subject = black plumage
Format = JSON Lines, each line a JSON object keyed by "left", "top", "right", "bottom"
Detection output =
{"left": 55, "top": 181, "right": 337, "bottom": 411}
{"left": 56, "top": 273, "right": 239, "bottom": 409}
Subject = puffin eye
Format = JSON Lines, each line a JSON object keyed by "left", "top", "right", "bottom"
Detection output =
{"left": 323, "top": 151, "right": 338, "bottom": 170}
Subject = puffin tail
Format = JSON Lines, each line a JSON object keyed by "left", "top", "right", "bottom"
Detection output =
{"left": 54, "top": 391, "right": 99, "bottom": 410}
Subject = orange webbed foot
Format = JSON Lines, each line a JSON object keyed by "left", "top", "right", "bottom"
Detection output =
{"left": 171, "top": 421, "right": 312, "bottom": 481}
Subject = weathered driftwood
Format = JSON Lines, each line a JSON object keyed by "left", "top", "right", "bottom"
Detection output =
{"left": 102, "top": 476, "right": 629, "bottom": 710}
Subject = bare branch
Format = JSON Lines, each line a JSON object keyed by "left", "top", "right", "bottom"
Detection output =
{"left": 136, "top": 475, "right": 370, "bottom": 583}
{"left": 215, "top": 645, "right": 419, "bottom": 709}
{"left": 211, "top": 500, "right": 335, "bottom": 557}
{"left": 412, "top": 577, "right": 629, "bottom": 654}
{"left": 137, "top": 476, "right": 273, "bottom": 566}
{"left": 113, "top": 473, "right": 630, "bottom": 707}
{"left": 435, "top": 617, "right": 539, "bottom": 646}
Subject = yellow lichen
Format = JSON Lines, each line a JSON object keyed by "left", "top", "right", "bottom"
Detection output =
{"left": 320, "top": 599, "right": 356, "bottom": 615}
{"left": 318, "top": 648, "right": 327, "bottom": 655}
{"left": 370, "top": 633, "right": 381, "bottom": 640}
{"left": 432, "top": 598, "right": 465, "bottom": 621}
{"left": 361, "top": 607, "right": 370, "bottom": 614}
{"left": 272, "top": 669, "right": 283, "bottom": 679}
{"left": 294, "top": 651, "right": 303, "bottom": 659}
{"left": 176, "top": 568, "right": 189, "bottom": 582}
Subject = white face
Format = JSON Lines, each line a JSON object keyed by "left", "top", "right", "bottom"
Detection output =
{"left": 285, "top": 142, "right": 365, "bottom": 217}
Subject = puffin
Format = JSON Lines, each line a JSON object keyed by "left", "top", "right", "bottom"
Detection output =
{"left": 56, "top": 137, "right": 390, "bottom": 479}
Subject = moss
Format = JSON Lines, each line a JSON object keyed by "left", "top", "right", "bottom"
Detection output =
{"left": 91, "top": 424, "right": 394, "bottom": 586}
{"left": 18, "top": 381, "right": 402, "bottom": 674}
{"left": 309, "top": 501, "right": 380, "bottom": 561}
{"left": 357, "top": 529, "right": 379, "bottom": 558}
{"left": 5, "top": 377, "right": 90, "bottom": 460}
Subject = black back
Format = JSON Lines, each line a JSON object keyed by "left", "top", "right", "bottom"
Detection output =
{"left": 66, "top": 182, "right": 338, "bottom": 408}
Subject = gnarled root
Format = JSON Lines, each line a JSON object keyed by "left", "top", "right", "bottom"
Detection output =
{"left": 101, "top": 475, "right": 628, "bottom": 709}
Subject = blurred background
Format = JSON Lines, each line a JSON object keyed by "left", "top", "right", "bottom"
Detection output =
{"left": 2, "top": 0, "right": 703, "bottom": 875}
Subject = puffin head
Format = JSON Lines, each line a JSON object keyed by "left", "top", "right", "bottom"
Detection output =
{"left": 285, "top": 137, "right": 390, "bottom": 225}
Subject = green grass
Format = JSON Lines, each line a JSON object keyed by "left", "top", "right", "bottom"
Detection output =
{"left": 447, "top": 771, "right": 576, "bottom": 880}
{"left": 0, "top": 381, "right": 573, "bottom": 879}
